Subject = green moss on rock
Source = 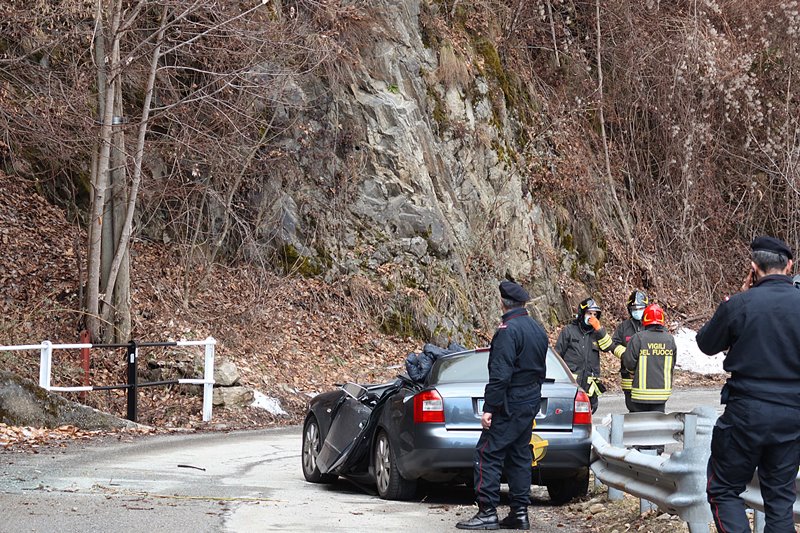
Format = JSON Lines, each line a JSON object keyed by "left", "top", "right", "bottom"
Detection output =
{"left": 278, "top": 244, "right": 323, "bottom": 277}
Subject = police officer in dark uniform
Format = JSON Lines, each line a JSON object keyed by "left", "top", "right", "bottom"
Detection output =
{"left": 697, "top": 235, "right": 800, "bottom": 533}
{"left": 456, "top": 281, "right": 548, "bottom": 531}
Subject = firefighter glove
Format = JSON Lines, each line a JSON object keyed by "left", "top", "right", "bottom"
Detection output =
{"left": 586, "top": 376, "right": 606, "bottom": 397}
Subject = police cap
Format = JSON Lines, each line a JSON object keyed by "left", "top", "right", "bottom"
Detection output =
{"left": 499, "top": 280, "right": 530, "bottom": 302}
{"left": 751, "top": 235, "right": 793, "bottom": 260}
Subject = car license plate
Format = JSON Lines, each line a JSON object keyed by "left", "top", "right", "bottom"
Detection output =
{"left": 476, "top": 399, "right": 547, "bottom": 418}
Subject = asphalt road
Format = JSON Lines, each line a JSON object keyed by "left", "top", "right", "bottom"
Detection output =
{"left": 0, "top": 389, "right": 723, "bottom": 533}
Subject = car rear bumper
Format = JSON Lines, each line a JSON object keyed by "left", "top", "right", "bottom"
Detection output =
{"left": 395, "top": 425, "right": 591, "bottom": 481}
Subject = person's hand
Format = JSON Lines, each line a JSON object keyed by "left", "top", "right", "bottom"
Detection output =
{"left": 741, "top": 269, "right": 756, "bottom": 292}
{"left": 588, "top": 316, "right": 601, "bottom": 331}
{"left": 481, "top": 412, "right": 492, "bottom": 430}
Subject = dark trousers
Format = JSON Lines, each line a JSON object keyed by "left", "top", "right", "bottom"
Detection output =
{"left": 707, "top": 398, "right": 800, "bottom": 533}
{"left": 628, "top": 401, "right": 665, "bottom": 413}
{"left": 623, "top": 389, "right": 634, "bottom": 412}
{"left": 473, "top": 403, "right": 538, "bottom": 513}
{"left": 588, "top": 393, "right": 598, "bottom": 414}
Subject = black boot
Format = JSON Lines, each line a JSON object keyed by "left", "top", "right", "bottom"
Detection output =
{"left": 499, "top": 507, "right": 530, "bottom": 530}
{"left": 456, "top": 508, "right": 500, "bottom": 530}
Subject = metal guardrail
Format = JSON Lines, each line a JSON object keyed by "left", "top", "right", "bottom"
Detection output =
{"left": 593, "top": 406, "right": 800, "bottom": 532}
{"left": 591, "top": 407, "right": 719, "bottom": 533}
{"left": 743, "top": 471, "right": 800, "bottom": 532}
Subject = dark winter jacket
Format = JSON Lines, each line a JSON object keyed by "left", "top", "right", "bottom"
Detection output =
{"left": 696, "top": 274, "right": 800, "bottom": 407}
{"left": 405, "top": 342, "right": 466, "bottom": 382}
{"left": 622, "top": 325, "right": 677, "bottom": 403}
{"left": 612, "top": 318, "right": 644, "bottom": 391}
{"left": 555, "top": 319, "right": 601, "bottom": 396}
{"left": 483, "top": 308, "right": 548, "bottom": 414}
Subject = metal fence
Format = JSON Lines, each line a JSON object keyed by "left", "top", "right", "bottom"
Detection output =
{"left": 591, "top": 407, "right": 718, "bottom": 533}
{"left": 0, "top": 337, "right": 216, "bottom": 422}
{"left": 742, "top": 470, "right": 800, "bottom": 532}
{"left": 592, "top": 406, "right": 800, "bottom": 532}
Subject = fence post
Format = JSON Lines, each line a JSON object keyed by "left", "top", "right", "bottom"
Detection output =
{"left": 79, "top": 330, "right": 91, "bottom": 401}
{"left": 126, "top": 340, "right": 138, "bottom": 422}
{"left": 202, "top": 337, "right": 215, "bottom": 422}
{"left": 38, "top": 340, "right": 52, "bottom": 389}
{"left": 753, "top": 510, "right": 766, "bottom": 533}
{"left": 608, "top": 414, "right": 625, "bottom": 501}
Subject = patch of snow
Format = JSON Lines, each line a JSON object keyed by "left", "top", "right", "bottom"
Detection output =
{"left": 251, "top": 390, "right": 288, "bottom": 416}
{"left": 673, "top": 327, "right": 726, "bottom": 375}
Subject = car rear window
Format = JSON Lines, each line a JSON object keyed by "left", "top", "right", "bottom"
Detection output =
{"left": 428, "top": 347, "right": 572, "bottom": 384}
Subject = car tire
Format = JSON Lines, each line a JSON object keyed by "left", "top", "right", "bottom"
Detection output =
{"left": 546, "top": 467, "right": 589, "bottom": 505}
{"left": 301, "top": 414, "right": 337, "bottom": 483}
{"left": 373, "top": 430, "right": 417, "bottom": 500}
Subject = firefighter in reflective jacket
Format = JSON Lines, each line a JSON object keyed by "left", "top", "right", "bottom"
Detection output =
{"left": 556, "top": 298, "right": 612, "bottom": 413}
{"left": 612, "top": 291, "right": 649, "bottom": 412}
{"left": 619, "top": 303, "right": 676, "bottom": 413}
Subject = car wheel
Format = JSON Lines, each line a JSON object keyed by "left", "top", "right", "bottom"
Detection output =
{"left": 546, "top": 467, "right": 589, "bottom": 505}
{"left": 373, "top": 430, "right": 417, "bottom": 500}
{"left": 301, "top": 414, "right": 337, "bottom": 483}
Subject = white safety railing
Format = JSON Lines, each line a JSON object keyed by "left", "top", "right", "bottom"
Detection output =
{"left": 0, "top": 337, "right": 216, "bottom": 422}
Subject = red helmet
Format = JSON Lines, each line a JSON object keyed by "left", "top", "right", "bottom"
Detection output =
{"left": 642, "top": 303, "right": 665, "bottom": 327}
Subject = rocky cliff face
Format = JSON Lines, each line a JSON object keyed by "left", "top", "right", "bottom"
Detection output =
{"left": 261, "top": 1, "right": 606, "bottom": 341}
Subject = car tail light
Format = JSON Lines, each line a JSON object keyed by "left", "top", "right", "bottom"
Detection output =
{"left": 413, "top": 389, "right": 445, "bottom": 423}
{"left": 573, "top": 390, "right": 592, "bottom": 425}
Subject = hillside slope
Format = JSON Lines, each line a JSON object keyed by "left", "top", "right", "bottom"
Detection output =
{"left": 0, "top": 172, "right": 421, "bottom": 426}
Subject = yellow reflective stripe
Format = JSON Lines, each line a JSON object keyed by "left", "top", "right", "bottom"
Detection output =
{"left": 639, "top": 355, "right": 647, "bottom": 390}
{"left": 631, "top": 388, "right": 671, "bottom": 401}
{"left": 665, "top": 355, "right": 672, "bottom": 389}
{"left": 613, "top": 345, "right": 626, "bottom": 359}
{"left": 620, "top": 378, "right": 633, "bottom": 390}
{"left": 631, "top": 388, "right": 672, "bottom": 396}
{"left": 597, "top": 334, "right": 612, "bottom": 351}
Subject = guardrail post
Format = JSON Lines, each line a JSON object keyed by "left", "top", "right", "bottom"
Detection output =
{"left": 753, "top": 510, "right": 766, "bottom": 533}
{"left": 38, "top": 341, "right": 52, "bottom": 389}
{"left": 126, "top": 340, "right": 138, "bottom": 422}
{"left": 608, "top": 414, "right": 624, "bottom": 501}
{"left": 202, "top": 337, "right": 215, "bottom": 422}
{"left": 688, "top": 522, "right": 711, "bottom": 533}
{"left": 684, "top": 414, "right": 698, "bottom": 449}
{"left": 639, "top": 448, "right": 658, "bottom": 513}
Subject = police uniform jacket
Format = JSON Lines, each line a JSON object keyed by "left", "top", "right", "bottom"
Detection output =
{"left": 622, "top": 325, "right": 676, "bottom": 403}
{"left": 555, "top": 320, "right": 600, "bottom": 393}
{"left": 612, "top": 318, "right": 644, "bottom": 391}
{"left": 483, "top": 308, "right": 548, "bottom": 415}
{"left": 696, "top": 274, "right": 800, "bottom": 407}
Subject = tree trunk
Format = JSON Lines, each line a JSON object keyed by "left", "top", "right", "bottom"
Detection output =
{"left": 99, "top": 6, "right": 168, "bottom": 335}
{"left": 102, "top": 78, "right": 131, "bottom": 343}
{"left": 595, "top": 0, "right": 635, "bottom": 255}
{"left": 86, "top": 0, "right": 122, "bottom": 341}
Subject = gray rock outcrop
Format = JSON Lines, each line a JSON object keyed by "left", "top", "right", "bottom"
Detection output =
{"left": 0, "top": 371, "right": 138, "bottom": 429}
{"left": 214, "top": 361, "right": 240, "bottom": 387}
{"left": 212, "top": 386, "right": 254, "bottom": 408}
